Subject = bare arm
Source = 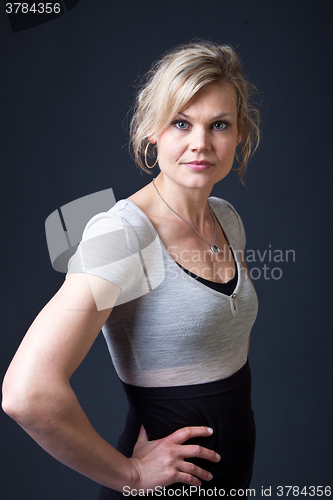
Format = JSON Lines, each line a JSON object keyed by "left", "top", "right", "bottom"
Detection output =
{"left": 2, "top": 273, "right": 219, "bottom": 492}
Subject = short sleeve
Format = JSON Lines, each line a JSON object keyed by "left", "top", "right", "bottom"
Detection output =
{"left": 66, "top": 207, "right": 165, "bottom": 306}
{"left": 66, "top": 211, "right": 145, "bottom": 294}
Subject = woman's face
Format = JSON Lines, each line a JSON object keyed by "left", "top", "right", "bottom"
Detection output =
{"left": 152, "top": 82, "right": 241, "bottom": 191}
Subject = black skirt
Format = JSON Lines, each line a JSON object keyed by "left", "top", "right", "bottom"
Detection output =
{"left": 98, "top": 360, "right": 255, "bottom": 499}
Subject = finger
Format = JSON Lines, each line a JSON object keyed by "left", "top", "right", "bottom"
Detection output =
{"left": 180, "top": 444, "right": 221, "bottom": 463}
{"left": 166, "top": 426, "right": 214, "bottom": 445}
{"left": 176, "top": 471, "right": 202, "bottom": 487}
{"left": 134, "top": 425, "right": 148, "bottom": 451}
{"left": 138, "top": 425, "right": 148, "bottom": 441}
{"left": 178, "top": 460, "right": 214, "bottom": 482}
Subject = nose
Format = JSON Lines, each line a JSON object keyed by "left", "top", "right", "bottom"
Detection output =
{"left": 190, "top": 127, "right": 211, "bottom": 152}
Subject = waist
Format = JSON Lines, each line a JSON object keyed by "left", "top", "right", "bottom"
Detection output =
{"left": 122, "top": 359, "right": 251, "bottom": 401}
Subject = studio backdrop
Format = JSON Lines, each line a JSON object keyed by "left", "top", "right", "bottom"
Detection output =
{"left": 1, "top": 1, "right": 332, "bottom": 499}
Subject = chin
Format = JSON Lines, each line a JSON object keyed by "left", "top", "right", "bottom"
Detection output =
{"left": 180, "top": 174, "right": 217, "bottom": 191}
{"left": 183, "top": 168, "right": 231, "bottom": 189}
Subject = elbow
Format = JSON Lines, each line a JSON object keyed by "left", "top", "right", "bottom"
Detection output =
{"left": 2, "top": 389, "right": 54, "bottom": 430}
{"left": 3, "top": 361, "right": 71, "bottom": 431}
{"left": 2, "top": 372, "right": 50, "bottom": 428}
{"left": 2, "top": 395, "right": 26, "bottom": 424}
{"left": 3, "top": 369, "right": 70, "bottom": 432}
{"left": 2, "top": 375, "right": 33, "bottom": 425}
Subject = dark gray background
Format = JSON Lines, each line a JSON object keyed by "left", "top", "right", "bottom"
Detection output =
{"left": 1, "top": 1, "right": 332, "bottom": 499}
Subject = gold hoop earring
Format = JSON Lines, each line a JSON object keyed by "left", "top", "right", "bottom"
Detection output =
{"left": 144, "top": 141, "right": 158, "bottom": 169}
{"left": 232, "top": 142, "right": 245, "bottom": 171}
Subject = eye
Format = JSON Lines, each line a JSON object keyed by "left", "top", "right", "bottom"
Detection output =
{"left": 172, "top": 120, "right": 190, "bottom": 130}
{"left": 213, "top": 121, "right": 228, "bottom": 130}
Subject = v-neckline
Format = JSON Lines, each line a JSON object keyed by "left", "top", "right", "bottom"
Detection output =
{"left": 122, "top": 198, "right": 242, "bottom": 300}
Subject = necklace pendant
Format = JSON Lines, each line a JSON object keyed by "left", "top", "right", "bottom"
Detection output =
{"left": 211, "top": 244, "right": 221, "bottom": 255}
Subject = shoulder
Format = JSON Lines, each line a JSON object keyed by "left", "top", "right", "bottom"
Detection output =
{"left": 79, "top": 199, "right": 158, "bottom": 250}
{"left": 69, "top": 200, "right": 157, "bottom": 268}
{"left": 66, "top": 199, "right": 162, "bottom": 296}
{"left": 209, "top": 197, "right": 246, "bottom": 251}
{"left": 82, "top": 200, "right": 148, "bottom": 239}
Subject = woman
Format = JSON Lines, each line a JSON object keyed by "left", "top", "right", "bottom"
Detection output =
{"left": 2, "top": 41, "right": 260, "bottom": 499}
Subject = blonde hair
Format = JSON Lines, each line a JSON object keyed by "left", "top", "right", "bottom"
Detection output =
{"left": 129, "top": 40, "right": 261, "bottom": 182}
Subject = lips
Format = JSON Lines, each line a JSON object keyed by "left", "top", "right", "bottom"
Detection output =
{"left": 184, "top": 160, "right": 213, "bottom": 171}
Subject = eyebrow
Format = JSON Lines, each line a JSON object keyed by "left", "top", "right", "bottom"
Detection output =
{"left": 177, "top": 112, "right": 235, "bottom": 120}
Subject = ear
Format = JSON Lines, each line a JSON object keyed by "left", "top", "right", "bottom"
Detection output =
{"left": 147, "top": 133, "right": 157, "bottom": 144}
{"left": 237, "top": 133, "right": 242, "bottom": 145}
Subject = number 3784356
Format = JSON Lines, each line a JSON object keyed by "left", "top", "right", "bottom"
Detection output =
{"left": 277, "top": 486, "right": 331, "bottom": 497}
{"left": 5, "top": 3, "right": 61, "bottom": 14}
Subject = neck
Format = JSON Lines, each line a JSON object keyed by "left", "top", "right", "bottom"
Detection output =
{"left": 153, "top": 173, "right": 213, "bottom": 230}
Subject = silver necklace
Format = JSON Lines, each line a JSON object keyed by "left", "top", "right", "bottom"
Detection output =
{"left": 152, "top": 179, "right": 221, "bottom": 255}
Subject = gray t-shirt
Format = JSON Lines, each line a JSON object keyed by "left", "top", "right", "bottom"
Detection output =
{"left": 66, "top": 198, "right": 258, "bottom": 387}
